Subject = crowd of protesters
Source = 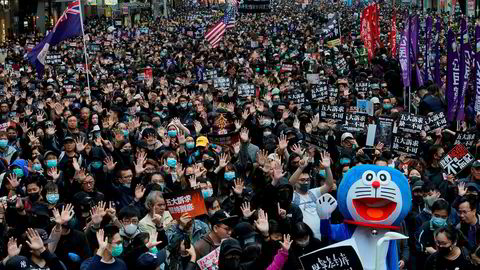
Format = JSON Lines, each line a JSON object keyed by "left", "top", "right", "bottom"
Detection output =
{"left": 0, "top": 0, "right": 477, "bottom": 269}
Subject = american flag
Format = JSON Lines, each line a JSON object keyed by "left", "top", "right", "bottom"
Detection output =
{"left": 204, "top": 7, "right": 235, "bottom": 48}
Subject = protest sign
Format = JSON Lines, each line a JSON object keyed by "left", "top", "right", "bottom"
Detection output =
{"left": 238, "top": 0, "right": 271, "bottom": 13}
{"left": 342, "top": 113, "right": 368, "bottom": 132}
{"left": 287, "top": 89, "right": 306, "bottom": 104}
{"left": 439, "top": 144, "right": 475, "bottom": 176}
{"left": 327, "top": 38, "right": 342, "bottom": 47}
{"left": 205, "top": 69, "right": 218, "bottom": 81}
{"left": 280, "top": 63, "right": 294, "bottom": 72}
{"left": 88, "top": 43, "right": 102, "bottom": 52}
{"left": 45, "top": 54, "right": 62, "bottom": 65}
{"left": 213, "top": 77, "right": 230, "bottom": 90}
{"left": 454, "top": 132, "right": 476, "bottom": 148}
{"left": 197, "top": 247, "right": 220, "bottom": 270}
{"left": 311, "top": 80, "right": 328, "bottom": 100}
{"left": 391, "top": 135, "right": 421, "bottom": 156}
{"left": 424, "top": 111, "right": 448, "bottom": 132}
{"left": 163, "top": 189, "right": 207, "bottom": 220}
{"left": 355, "top": 81, "right": 369, "bottom": 97}
{"left": 237, "top": 83, "right": 255, "bottom": 97}
{"left": 397, "top": 113, "right": 426, "bottom": 134}
{"left": 305, "top": 133, "right": 329, "bottom": 150}
{"left": 299, "top": 243, "right": 363, "bottom": 270}
{"left": 375, "top": 117, "right": 394, "bottom": 147}
{"left": 319, "top": 104, "right": 346, "bottom": 122}
{"left": 356, "top": 99, "right": 373, "bottom": 116}
{"left": 144, "top": 67, "right": 153, "bottom": 82}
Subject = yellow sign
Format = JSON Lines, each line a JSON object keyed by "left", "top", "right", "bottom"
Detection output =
{"left": 105, "top": 7, "right": 112, "bottom": 17}
{"left": 105, "top": 0, "right": 118, "bottom": 5}
{"left": 327, "top": 38, "right": 341, "bottom": 48}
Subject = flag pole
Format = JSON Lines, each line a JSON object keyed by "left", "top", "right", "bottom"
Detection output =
{"left": 77, "top": 0, "right": 91, "bottom": 99}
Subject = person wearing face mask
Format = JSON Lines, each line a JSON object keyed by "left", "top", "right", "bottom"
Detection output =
{"left": 0, "top": 131, "right": 18, "bottom": 164}
{"left": 415, "top": 199, "right": 451, "bottom": 270}
{"left": 117, "top": 206, "right": 142, "bottom": 248}
{"left": 218, "top": 238, "right": 244, "bottom": 270}
{"left": 425, "top": 226, "right": 474, "bottom": 270}
{"left": 44, "top": 182, "right": 61, "bottom": 209}
{"left": 285, "top": 222, "right": 326, "bottom": 270}
{"left": 415, "top": 183, "right": 456, "bottom": 229}
{"left": 424, "top": 145, "right": 449, "bottom": 198}
{"left": 81, "top": 225, "right": 127, "bottom": 270}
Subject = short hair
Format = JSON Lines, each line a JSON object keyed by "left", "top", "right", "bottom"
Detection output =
{"left": 103, "top": 224, "right": 120, "bottom": 243}
{"left": 431, "top": 199, "right": 450, "bottom": 215}
{"left": 434, "top": 225, "right": 459, "bottom": 244}
{"left": 456, "top": 195, "right": 477, "bottom": 211}
{"left": 204, "top": 197, "right": 218, "bottom": 210}
{"left": 423, "top": 182, "right": 438, "bottom": 193}
{"left": 144, "top": 190, "right": 163, "bottom": 210}
{"left": 118, "top": 205, "right": 141, "bottom": 220}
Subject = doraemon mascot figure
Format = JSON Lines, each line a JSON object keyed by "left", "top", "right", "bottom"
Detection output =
{"left": 317, "top": 165, "right": 412, "bottom": 270}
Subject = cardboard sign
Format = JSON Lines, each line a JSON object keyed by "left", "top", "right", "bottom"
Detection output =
{"left": 319, "top": 104, "right": 346, "bottom": 122}
{"left": 397, "top": 113, "right": 426, "bottom": 134}
{"left": 306, "top": 73, "right": 320, "bottom": 84}
{"left": 237, "top": 83, "right": 255, "bottom": 97}
{"left": 424, "top": 112, "right": 448, "bottom": 132}
{"left": 287, "top": 89, "right": 306, "bottom": 104}
{"left": 299, "top": 244, "right": 363, "bottom": 270}
{"left": 439, "top": 144, "right": 475, "bottom": 176}
{"left": 163, "top": 189, "right": 207, "bottom": 220}
{"left": 213, "top": 77, "right": 230, "bottom": 90}
{"left": 376, "top": 117, "right": 394, "bottom": 147}
{"left": 45, "top": 54, "right": 62, "bottom": 65}
{"left": 311, "top": 80, "right": 328, "bottom": 100}
{"left": 391, "top": 135, "right": 421, "bottom": 156}
{"left": 454, "top": 132, "right": 476, "bottom": 148}
{"left": 197, "top": 247, "right": 220, "bottom": 270}
{"left": 342, "top": 113, "right": 368, "bottom": 132}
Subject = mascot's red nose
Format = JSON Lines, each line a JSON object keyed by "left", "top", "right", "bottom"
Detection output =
{"left": 372, "top": 181, "right": 380, "bottom": 189}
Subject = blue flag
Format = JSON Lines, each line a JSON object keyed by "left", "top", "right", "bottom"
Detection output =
{"left": 27, "top": 1, "right": 82, "bottom": 78}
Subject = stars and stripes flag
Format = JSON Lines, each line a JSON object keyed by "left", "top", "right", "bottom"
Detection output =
{"left": 27, "top": 1, "right": 82, "bottom": 78}
{"left": 205, "top": 7, "right": 235, "bottom": 48}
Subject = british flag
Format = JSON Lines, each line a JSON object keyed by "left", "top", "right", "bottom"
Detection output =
{"left": 28, "top": 0, "right": 82, "bottom": 78}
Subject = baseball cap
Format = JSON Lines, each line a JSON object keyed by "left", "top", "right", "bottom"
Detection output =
{"left": 466, "top": 183, "right": 480, "bottom": 192}
{"left": 63, "top": 136, "right": 75, "bottom": 143}
{"left": 196, "top": 136, "right": 209, "bottom": 147}
{"left": 5, "top": 256, "right": 31, "bottom": 270}
{"left": 220, "top": 238, "right": 242, "bottom": 257}
{"left": 341, "top": 132, "right": 354, "bottom": 142}
{"left": 43, "top": 150, "right": 57, "bottom": 160}
{"left": 136, "top": 250, "right": 167, "bottom": 270}
{"left": 472, "top": 160, "right": 480, "bottom": 168}
{"left": 370, "top": 97, "right": 380, "bottom": 104}
{"left": 210, "top": 210, "right": 238, "bottom": 228}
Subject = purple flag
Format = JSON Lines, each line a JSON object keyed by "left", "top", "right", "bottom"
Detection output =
{"left": 399, "top": 17, "right": 411, "bottom": 88}
{"left": 410, "top": 15, "right": 418, "bottom": 63}
{"left": 434, "top": 17, "right": 442, "bottom": 87}
{"left": 458, "top": 18, "right": 470, "bottom": 121}
{"left": 27, "top": 1, "right": 82, "bottom": 78}
{"left": 424, "top": 16, "right": 433, "bottom": 83}
{"left": 447, "top": 29, "right": 460, "bottom": 121}
{"left": 475, "top": 25, "right": 480, "bottom": 114}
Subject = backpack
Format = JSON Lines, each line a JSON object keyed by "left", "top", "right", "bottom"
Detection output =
{"left": 292, "top": 190, "right": 317, "bottom": 207}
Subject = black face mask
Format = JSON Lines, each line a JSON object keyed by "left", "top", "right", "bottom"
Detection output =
{"left": 224, "top": 258, "right": 241, "bottom": 270}
{"left": 413, "top": 195, "right": 424, "bottom": 204}
{"left": 437, "top": 246, "right": 452, "bottom": 257}
{"left": 204, "top": 159, "right": 215, "bottom": 170}
{"left": 28, "top": 192, "right": 40, "bottom": 202}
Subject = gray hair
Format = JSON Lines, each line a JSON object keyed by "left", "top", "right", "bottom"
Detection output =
{"left": 145, "top": 190, "right": 164, "bottom": 210}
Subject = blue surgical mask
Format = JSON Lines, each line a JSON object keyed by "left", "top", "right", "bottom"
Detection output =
{"left": 167, "top": 158, "right": 177, "bottom": 168}
{"left": 46, "top": 193, "right": 60, "bottom": 204}
{"left": 180, "top": 102, "right": 188, "bottom": 108}
{"left": 340, "top": 158, "right": 351, "bottom": 165}
{"left": 111, "top": 244, "right": 123, "bottom": 257}
{"left": 224, "top": 171, "right": 236, "bottom": 181}
{"left": 383, "top": 103, "right": 393, "bottom": 110}
{"left": 91, "top": 161, "right": 103, "bottom": 169}
{"left": 318, "top": 170, "right": 326, "bottom": 178}
{"left": 150, "top": 246, "right": 158, "bottom": 254}
{"left": 46, "top": 160, "right": 57, "bottom": 168}
{"left": 430, "top": 216, "right": 447, "bottom": 229}
{"left": 168, "top": 130, "right": 177, "bottom": 137}
{"left": 202, "top": 189, "right": 213, "bottom": 198}
{"left": 13, "top": 168, "right": 23, "bottom": 178}
{"left": 123, "top": 130, "right": 129, "bottom": 137}
{"left": 33, "top": 164, "right": 42, "bottom": 171}
{"left": 186, "top": 142, "right": 195, "bottom": 149}
{"left": 158, "top": 183, "right": 165, "bottom": 191}
{"left": 0, "top": 139, "right": 7, "bottom": 148}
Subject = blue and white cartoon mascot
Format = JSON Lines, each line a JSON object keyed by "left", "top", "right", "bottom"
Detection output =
{"left": 317, "top": 165, "right": 412, "bottom": 270}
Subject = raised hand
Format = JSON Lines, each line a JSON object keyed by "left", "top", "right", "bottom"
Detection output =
{"left": 278, "top": 134, "right": 289, "bottom": 151}
{"left": 7, "top": 237, "right": 22, "bottom": 257}
{"left": 25, "top": 228, "right": 44, "bottom": 251}
{"left": 232, "top": 178, "right": 244, "bottom": 195}
{"left": 272, "top": 161, "right": 286, "bottom": 182}
{"left": 134, "top": 152, "right": 147, "bottom": 174}
{"left": 90, "top": 201, "right": 107, "bottom": 225}
{"left": 291, "top": 144, "right": 305, "bottom": 156}
{"left": 311, "top": 113, "right": 320, "bottom": 129}
{"left": 135, "top": 184, "right": 146, "bottom": 201}
{"left": 147, "top": 231, "right": 162, "bottom": 248}
{"left": 36, "top": 111, "right": 46, "bottom": 122}
{"left": 75, "top": 137, "right": 87, "bottom": 153}
{"left": 240, "top": 127, "right": 249, "bottom": 142}
{"left": 106, "top": 201, "right": 117, "bottom": 219}
{"left": 188, "top": 175, "right": 197, "bottom": 188}
{"left": 254, "top": 209, "right": 269, "bottom": 235}
{"left": 72, "top": 157, "right": 81, "bottom": 171}
{"left": 256, "top": 149, "right": 268, "bottom": 167}
{"left": 194, "top": 120, "right": 202, "bottom": 134}
{"left": 293, "top": 117, "right": 300, "bottom": 130}
{"left": 320, "top": 151, "right": 331, "bottom": 168}
{"left": 458, "top": 182, "right": 467, "bottom": 197}
{"left": 103, "top": 156, "right": 117, "bottom": 172}
{"left": 96, "top": 229, "right": 108, "bottom": 251}
{"left": 233, "top": 141, "right": 241, "bottom": 155}
{"left": 240, "top": 201, "right": 256, "bottom": 218}
{"left": 305, "top": 123, "right": 313, "bottom": 134}
{"left": 277, "top": 202, "right": 287, "bottom": 219}
{"left": 280, "top": 234, "right": 293, "bottom": 251}
{"left": 219, "top": 153, "right": 229, "bottom": 168}
{"left": 46, "top": 125, "right": 57, "bottom": 136}
{"left": 234, "top": 120, "right": 242, "bottom": 131}
{"left": 7, "top": 174, "right": 19, "bottom": 188}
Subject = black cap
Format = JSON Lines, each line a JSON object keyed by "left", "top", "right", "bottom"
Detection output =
{"left": 210, "top": 210, "right": 238, "bottom": 228}
{"left": 472, "top": 160, "right": 480, "bottom": 168}
{"left": 63, "top": 136, "right": 75, "bottom": 143}
{"left": 466, "top": 183, "right": 480, "bottom": 192}
{"left": 5, "top": 256, "right": 32, "bottom": 270}
{"left": 220, "top": 238, "right": 242, "bottom": 257}
{"left": 136, "top": 250, "right": 167, "bottom": 270}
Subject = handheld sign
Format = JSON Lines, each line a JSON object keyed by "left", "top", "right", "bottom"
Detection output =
{"left": 439, "top": 144, "right": 475, "bottom": 176}
{"left": 196, "top": 247, "right": 220, "bottom": 270}
{"left": 163, "top": 189, "right": 207, "bottom": 220}
{"left": 391, "top": 135, "right": 421, "bottom": 156}
{"left": 306, "top": 73, "right": 320, "bottom": 84}
{"left": 375, "top": 117, "right": 394, "bottom": 147}
{"left": 397, "top": 113, "right": 426, "bottom": 134}
{"left": 299, "top": 241, "right": 363, "bottom": 270}
{"left": 319, "top": 104, "right": 346, "bottom": 122}
{"left": 311, "top": 81, "right": 328, "bottom": 100}
{"left": 424, "top": 112, "right": 447, "bottom": 132}
{"left": 45, "top": 54, "right": 62, "bottom": 65}
{"left": 287, "top": 89, "right": 306, "bottom": 104}
{"left": 342, "top": 113, "right": 367, "bottom": 133}
{"left": 213, "top": 77, "right": 230, "bottom": 91}
{"left": 237, "top": 83, "right": 255, "bottom": 97}
{"left": 454, "top": 132, "right": 476, "bottom": 148}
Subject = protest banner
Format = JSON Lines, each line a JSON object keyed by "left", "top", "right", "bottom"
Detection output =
{"left": 45, "top": 54, "right": 62, "bottom": 65}
{"left": 391, "top": 135, "right": 421, "bottom": 156}
{"left": 311, "top": 80, "right": 328, "bottom": 100}
{"left": 376, "top": 117, "right": 394, "bottom": 147}
{"left": 238, "top": 0, "right": 271, "bottom": 13}
{"left": 327, "top": 38, "right": 342, "bottom": 47}
{"left": 288, "top": 89, "right": 306, "bottom": 104}
{"left": 319, "top": 104, "right": 346, "bottom": 122}
{"left": 397, "top": 113, "right": 426, "bottom": 134}
{"left": 213, "top": 77, "right": 230, "bottom": 90}
{"left": 454, "top": 132, "right": 476, "bottom": 148}
{"left": 306, "top": 73, "right": 320, "bottom": 84}
{"left": 163, "top": 189, "right": 207, "bottom": 220}
{"left": 197, "top": 247, "right": 220, "bottom": 270}
{"left": 237, "top": 83, "right": 255, "bottom": 97}
{"left": 144, "top": 67, "right": 153, "bottom": 82}
{"left": 299, "top": 242, "right": 363, "bottom": 270}
{"left": 424, "top": 111, "right": 448, "bottom": 132}
{"left": 205, "top": 69, "right": 218, "bottom": 81}
{"left": 439, "top": 144, "right": 475, "bottom": 176}
{"left": 342, "top": 113, "right": 368, "bottom": 132}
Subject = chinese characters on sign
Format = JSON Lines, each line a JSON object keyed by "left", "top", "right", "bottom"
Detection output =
{"left": 454, "top": 132, "right": 476, "bottom": 148}
{"left": 342, "top": 113, "right": 367, "bottom": 132}
{"left": 213, "top": 77, "right": 230, "bottom": 90}
{"left": 355, "top": 81, "right": 369, "bottom": 98}
{"left": 299, "top": 245, "right": 363, "bottom": 270}
{"left": 45, "top": 54, "right": 62, "bottom": 65}
{"left": 439, "top": 144, "right": 474, "bottom": 176}
{"left": 311, "top": 80, "right": 328, "bottom": 100}
{"left": 397, "top": 113, "right": 426, "bottom": 134}
{"left": 391, "top": 135, "right": 421, "bottom": 156}
{"left": 319, "top": 104, "right": 346, "bottom": 122}
{"left": 288, "top": 89, "right": 306, "bottom": 104}
{"left": 163, "top": 189, "right": 207, "bottom": 220}
{"left": 237, "top": 84, "right": 255, "bottom": 97}
{"left": 205, "top": 69, "right": 218, "bottom": 81}
{"left": 424, "top": 112, "right": 448, "bottom": 132}
{"left": 197, "top": 247, "right": 220, "bottom": 270}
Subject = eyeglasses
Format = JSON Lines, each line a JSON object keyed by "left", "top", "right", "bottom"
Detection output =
{"left": 218, "top": 225, "right": 232, "bottom": 232}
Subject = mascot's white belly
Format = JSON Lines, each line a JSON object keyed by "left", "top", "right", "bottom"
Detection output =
{"left": 352, "top": 227, "right": 390, "bottom": 270}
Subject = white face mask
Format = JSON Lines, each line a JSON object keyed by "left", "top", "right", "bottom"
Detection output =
{"left": 263, "top": 131, "right": 272, "bottom": 137}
